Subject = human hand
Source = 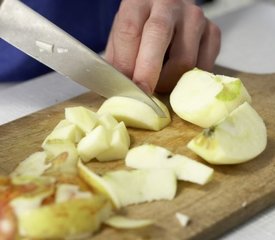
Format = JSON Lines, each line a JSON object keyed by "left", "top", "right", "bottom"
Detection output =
{"left": 105, "top": 0, "right": 221, "bottom": 94}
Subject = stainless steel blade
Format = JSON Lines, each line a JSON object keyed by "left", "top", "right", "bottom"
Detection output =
{"left": 0, "top": 0, "right": 165, "bottom": 117}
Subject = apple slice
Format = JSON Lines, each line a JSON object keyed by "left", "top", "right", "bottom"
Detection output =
{"left": 77, "top": 160, "right": 120, "bottom": 208}
{"left": 10, "top": 151, "right": 51, "bottom": 177}
{"left": 103, "top": 169, "right": 177, "bottom": 207}
{"left": 97, "top": 96, "right": 171, "bottom": 131}
{"left": 77, "top": 125, "right": 110, "bottom": 162}
{"left": 170, "top": 68, "right": 252, "bottom": 128}
{"left": 43, "top": 119, "right": 84, "bottom": 144}
{"left": 96, "top": 122, "right": 130, "bottom": 162}
{"left": 18, "top": 196, "right": 112, "bottom": 239}
{"left": 187, "top": 102, "right": 267, "bottom": 164}
{"left": 98, "top": 113, "right": 119, "bottom": 130}
{"left": 125, "top": 145, "right": 214, "bottom": 185}
{"left": 65, "top": 106, "right": 98, "bottom": 134}
{"left": 104, "top": 215, "right": 153, "bottom": 229}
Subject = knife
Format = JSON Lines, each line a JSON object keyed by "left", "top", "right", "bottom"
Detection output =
{"left": 0, "top": 0, "right": 165, "bottom": 117}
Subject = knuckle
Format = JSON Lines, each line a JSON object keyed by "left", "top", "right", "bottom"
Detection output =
{"left": 190, "top": 5, "right": 205, "bottom": 23}
{"left": 116, "top": 17, "right": 141, "bottom": 40}
{"left": 146, "top": 16, "right": 173, "bottom": 38}
{"left": 176, "top": 56, "right": 197, "bottom": 71}
{"left": 209, "top": 23, "right": 222, "bottom": 40}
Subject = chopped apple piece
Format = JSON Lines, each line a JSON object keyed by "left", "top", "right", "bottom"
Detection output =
{"left": 77, "top": 160, "right": 120, "bottom": 208}
{"left": 43, "top": 119, "right": 84, "bottom": 144}
{"left": 77, "top": 125, "right": 110, "bottom": 162}
{"left": 170, "top": 68, "right": 252, "bottom": 128}
{"left": 18, "top": 196, "right": 112, "bottom": 239}
{"left": 10, "top": 151, "right": 51, "bottom": 177}
{"left": 97, "top": 96, "right": 171, "bottom": 131}
{"left": 42, "top": 139, "right": 78, "bottom": 173}
{"left": 175, "top": 212, "right": 190, "bottom": 227}
{"left": 65, "top": 106, "right": 98, "bottom": 133}
{"left": 125, "top": 145, "right": 214, "bottom": 185}
{"left": 103, "top": 169, "right": 177, "bottom": 207}
{"left": 96, "top": 122, "right": 130, "bottom": 162}
{"left": 104, "top": 215, "right": 153, "bottom": 229}
{"left": 187, "top": 102, "right": 267, "bottom": 164}
{"left": 98, "top": 113, "right": 119, "bottom": 130}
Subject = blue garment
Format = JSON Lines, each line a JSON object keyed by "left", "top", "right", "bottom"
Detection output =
{"left": 0, "top": 0, "right": 120, "bottom": 81}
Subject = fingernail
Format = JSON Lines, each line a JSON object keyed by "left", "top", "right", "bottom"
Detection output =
{"left": 135, "top": 81, "right": 153, "bottom": 95}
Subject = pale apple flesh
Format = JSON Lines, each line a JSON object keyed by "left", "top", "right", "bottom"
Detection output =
{"left": 97, "top": 96, "right": 171, "bottom": 131}
{"left": 125, "top": 144, "right": 214, "bottom": 185}
{"left": 104, "top": 215, "right": 153, "bottom": 229}
{"left": 170, "top": 68, "right": 252, "bottom": 128}
{"left": 187, "top": 102, "right": 267, "bottom": 164}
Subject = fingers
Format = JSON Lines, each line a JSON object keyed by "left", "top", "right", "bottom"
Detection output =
{"left": 197, "top": 21, "right": 221, "bottom": 71}
{"left": 156, "top": 4, "right": 221, "bottom": 93}
{"left": 132, "top": 0, "right": 179, "bottom": 93}
{"left": 108, "top": 0, "right": 150, "bottom": 79}
{"left": 156, "top": 4, "right": 207, "bottom": 93}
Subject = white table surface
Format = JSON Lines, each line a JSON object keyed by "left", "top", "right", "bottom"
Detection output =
{"left": 0, "top": 1, "right": 275, "bottom": 239}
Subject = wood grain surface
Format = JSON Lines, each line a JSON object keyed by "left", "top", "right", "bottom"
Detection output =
{"left": 0, "top": 67, "right": 274, "bottom": 240}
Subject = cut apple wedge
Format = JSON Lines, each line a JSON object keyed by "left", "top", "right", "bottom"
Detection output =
{"left": 96, "top": 122, "right": 130, "bottom": 162}
{"left": 65, "top": 106, "right": 98, "bottom": 134}
{"left": 77, "top": 125, "right": 110, "bottom": 162}
{"left": 18, "top": 196, "right": 112, "bottom": 239}
{"left": 104, "top": 215, "right": 153, "bottom": 229}
{"left": 187, "top": 102, "right": 267, "bottom": 164}
{"left": 170, "top": 68, "right": 252, "bottom": 128}
{"left": 97, "top": 96, "right": 171, "bottom": 131}
{"left": 77, "top": 160, "right": 120, "bottom": 208}
{"left": 125, "top": 145, "right": 213, "bottom": 185}
{"left": 43, "top": 119, "right": 84, "bottom": 144}
{"left": 103, "top": 169, "right": 177, "bottom": 207}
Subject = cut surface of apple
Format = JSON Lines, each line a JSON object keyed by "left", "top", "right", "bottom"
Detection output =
{"left": 104, "top": 215, "right": 153, "bottom": 229}
{"left": 77, "top": 125, "right": 110, "bottom": 162}
{"left": 18, "top": 196, "right": 112, "bottom": 239}
{"left": 65, "top": 106, "right": 98, "bottom": 133}
{"left": 170, "top": 68, "right": 252, "bottom": 128}
{"left": 187, "top": 102, "right": 267, "bottom": 164}
{"left": 77, "top": 160, "right": 120, "bottom": 208}
{"left": 43, "top": 119, "right": 84, "bottom": 144}
{"left": 97, "top": 96, "right": 171, "bottom": 131}
{"left": 96, "top": 122, "right": 130, "bottom": 162}
{"left": 103, "top": 169, "right": 177, "bottom": 207}
{"left": 125, "top": 145, "right": 214, "bottom": 185}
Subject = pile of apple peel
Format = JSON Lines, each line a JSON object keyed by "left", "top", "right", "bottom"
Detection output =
{"left": 0, "top": 68, "right": 267, "bottom": 240}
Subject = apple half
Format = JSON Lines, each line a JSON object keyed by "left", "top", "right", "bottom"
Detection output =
{"left": 187, "top": 102, "right": 267, "bottom": 164}
{"left": 170, "top": 68, "right": 252, "bottom": 128}
{"left": 97, "top": 96, "right": 171, "bottom": 131}
{"left": 125, "top": 144, "right": 214, "bottom": 185}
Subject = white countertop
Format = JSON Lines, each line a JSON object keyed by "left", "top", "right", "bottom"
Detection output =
{"left": 0, "top": 1, "right": 275, "bottom": 239}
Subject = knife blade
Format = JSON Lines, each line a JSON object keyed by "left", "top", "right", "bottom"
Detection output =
{"left": 0, "top": 0, "right": 165, "bottom": 117}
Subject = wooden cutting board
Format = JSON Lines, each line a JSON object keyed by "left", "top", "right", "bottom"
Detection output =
{"left": 0, "top": 66, "right": 275, "bottom": 240}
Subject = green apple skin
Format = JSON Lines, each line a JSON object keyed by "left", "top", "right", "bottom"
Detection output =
{"left": 97, "top": 96, "right": 171, "bottom": 131}
{"left": 18, "top": 196, "right": 112, "bottom": 239}
{"left": 187, "top": 102, "right": 267, "bottom": 164}
{"left": 170, "top": 68, "right": 252, "bottom": 128}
